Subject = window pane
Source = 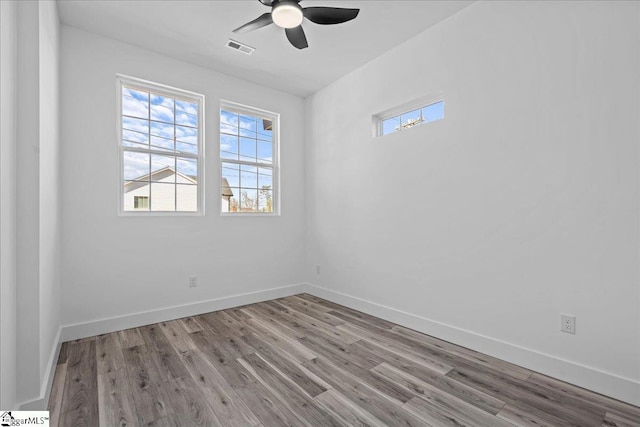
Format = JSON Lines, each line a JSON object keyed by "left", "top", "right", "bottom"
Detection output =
{"left": 228, "top": 188, "right": 240, "bottom": 212}
{"left": 122, "top": 88, "right": 149, "bottom": 119}
{"left": 150, "top": 154, "right": 175, "bottom": 182}
{"left": 176, "top": 158, "right": 197, "bottom": 182}
{"left": 239, "top": 114, "right": 257, "bottom": 137}
{"left": 220, "top": 134, "right": 238, "bottom": 160}
{"left": 221, "top": 182, "right": 234, "bottom": 213}
{"left": 221, "top": 110, "right": 238, "bottom": 135}
{"left": 176, "top": 184, "right": 197, "bottom": 212}
{"left": 176, "top": 111, "right": 197, "bottom": 127}
{"left": 123, "top": 116, "right": 149, "bottom": 134}
{"left": 150, "top": 121, "right": 174, "bottom": 139}
{"left": 240, "top": 165, "right": 258, "bottom": 189}
{"left": 221, "top": 123, "right": 238, "bottom": 136}
{"left": 176, "top": 142, "right": 198, "bottom": 155}
{"left": 123, "top": 87, "right": 149, "bottom": 101}
{"left": 150, "top": 135, "right": 174, "bottom": 152}
{"left": 382, "top": 116, "right": 400, "bottom": 135}
{"left": 124, "top": 183, "right": 149, "bottom": 211}
{"left": 258, "top": 168, "right": 272, "bottom": 189}
{"left": 124, "top": 151, "right": 149, "bottom": 181}
{"left": 221, "top": 162, "right": 240, "bottom": 188}
{"left": 258, "top": 118, "right": 272, "bottom": 141}
{"left": 422, "top": 100, "right": 444, "bottom": 122}
{"left": 240, "top": 189, "right": 258, "bottom": 212}
{"left": 123, "top": 128, "right": 149, "bottom": 145}
{"left": 150, "top": 183, "right": 176, "bottom": 211}
{"left": 150, "top": 94, "right": 174, "bottom": 123}
{"left": 258, "top": 189, "right": 272, "bottom": 213}
{"left": 176, "top": 98, "right": 198, "bottom": 127}
{"left": 257, "top": 141, "right": 272, "bottom": 164}
{"left": 176, "top": 125, "right": 197, "bottom": 145}
{"left": 240, "top": 137, "right": 257, "bottom": 161}
{"left": 176, "top": 99, "right": 198, "bottom": 115}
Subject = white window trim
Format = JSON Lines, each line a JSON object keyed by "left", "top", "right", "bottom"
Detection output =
{"left": 220, "top": 100, "right": 280, "bottom": 216}
{"left": 116, "top": 74, "right": 205, "bottom": 216}
{"left": 372, "top": 93, "right": 444, "bottom": 138}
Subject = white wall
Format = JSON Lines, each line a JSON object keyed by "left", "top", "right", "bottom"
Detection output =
{"left": 15, "top": 0, "right": 42, "bottom": 403}
{"left": 60, "top": 27, "right": 306, "bottom": 327}
{"left": 0, "top": 0, "right": 18, "bottom": 411}
{"left": 38, "top": 0, "right": 62, "bottom": 395}
{"left": 305, "top": 1, "right": 640, "bottom": 404}
{"left": 5, "top": 0, "right": 63, "bottom": 407}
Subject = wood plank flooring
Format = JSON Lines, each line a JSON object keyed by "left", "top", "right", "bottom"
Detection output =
{"left": 48, "top": 294, "right": 640, "bottom": 426}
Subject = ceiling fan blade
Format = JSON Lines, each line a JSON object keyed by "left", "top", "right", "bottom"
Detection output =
{"left": 258, "top": 0, "right": 274, "bottom": 5}
{"left": 233, "top": 13, "right": 273, "bottom": 33}
{"left": 303, "top": 7, "right": 359, "bottom": 25}
{"left": 285, "top": 26, "right": 308, "bottom": 49}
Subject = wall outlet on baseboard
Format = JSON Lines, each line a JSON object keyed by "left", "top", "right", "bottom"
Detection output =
{"left": 188, "top": 275, "right": 198, "bottom": 287}
{"left": 561, "top": 314, "right": 575, "bottom": 334}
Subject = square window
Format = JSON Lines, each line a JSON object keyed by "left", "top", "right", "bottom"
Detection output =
{"left": 119, "top": 76, "right": 204, "bottom": 214}
{"left": 133, "top": 196, "right": 149, "bottom": 209}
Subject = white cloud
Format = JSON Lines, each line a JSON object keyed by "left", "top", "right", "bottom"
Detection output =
{"left": 123, "top": 116, "right": 148, "bottom": 134}
{"left": 177, "top": 100, "right": 198, "bottom": 115}
{"left": 221, "top": 110, "right": 238, "bottom": 127}
{"left": 123, "top": 151, "right": 149, "bottom": 180}
{"left": 123, "top": 95, "right": 149, "bottom": 119}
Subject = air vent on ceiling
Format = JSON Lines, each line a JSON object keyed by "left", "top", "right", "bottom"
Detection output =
{"left": 226, "top": 39, "right": 255, "bottom": 55}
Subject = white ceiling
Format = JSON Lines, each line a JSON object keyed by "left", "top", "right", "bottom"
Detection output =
{"left": 58, "top": 0, "right": 473, "bottom": 97}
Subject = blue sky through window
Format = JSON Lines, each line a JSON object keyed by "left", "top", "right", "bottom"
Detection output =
{"left": 122, "top": 86, "right": 199, "bottom": 181}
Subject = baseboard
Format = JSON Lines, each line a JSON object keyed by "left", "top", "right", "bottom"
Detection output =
{"left": 306, "top": 284, "right": 640, "bottom": 407}
{"left": 19, "top": 326, "right": 62, "bottom": 410}
{"left": 61, "top": 283, "right": 307, "bottom": 342}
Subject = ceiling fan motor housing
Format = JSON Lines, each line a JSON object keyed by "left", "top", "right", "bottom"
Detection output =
{"left": 271, "top": 0, "right": 304, "bottom": 29}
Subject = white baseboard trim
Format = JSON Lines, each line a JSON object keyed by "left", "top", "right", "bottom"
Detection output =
{"left": 19, "top": 326, "right": 62, "bottom": 410}
{"left": 61, "top": 283, "right": 307, "bottom": 342}
{"left": 306, "top": 284, "right": 640, "bottom": 406}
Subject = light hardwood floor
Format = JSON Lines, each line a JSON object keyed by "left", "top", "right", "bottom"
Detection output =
{"left": 47, "top": 294, "right": 640, "bottom": 426}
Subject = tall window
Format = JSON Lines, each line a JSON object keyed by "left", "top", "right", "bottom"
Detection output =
{"left": 118, "top": 75, "right": 204, "bottom": 214}
{"left": 220, "top": 102, "right": 278, "bottom": 214}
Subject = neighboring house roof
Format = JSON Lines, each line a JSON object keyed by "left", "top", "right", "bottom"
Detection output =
{"left": 124, "top": 167, "right": 235, "bottom": 199}
{"left": 221, "top": 178, "right": 234, "bottom": 198}
{"left": 124, "top": 166, "right": 197, "bottom": 187}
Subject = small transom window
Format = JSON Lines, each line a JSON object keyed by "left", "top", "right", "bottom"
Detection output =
{"left": 374, "top": 97, "right": 444, "bottom": 137}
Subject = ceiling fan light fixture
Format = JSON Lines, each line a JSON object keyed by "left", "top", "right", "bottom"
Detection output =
{"left": 271, "top": 2, "right": 304, "bottom": 29}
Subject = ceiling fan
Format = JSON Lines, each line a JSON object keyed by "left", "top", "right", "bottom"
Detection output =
{"left": 233, "top": 0, "right": 360, "bottom": 50}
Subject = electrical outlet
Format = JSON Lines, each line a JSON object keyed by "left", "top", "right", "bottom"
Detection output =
{"left": 188, "top": 275, "right": 197, "bottom": 288}
{"left": 561, "top": 314, "right": 575, "bottom": 334}
{"left": 316, "top": 265, "right": 321, "bottom": 275}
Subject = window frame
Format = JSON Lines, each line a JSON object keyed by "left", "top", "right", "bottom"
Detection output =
{"left": 219, "top": 100, "right": 280, "bottom": 216}
{"left": 117, "top": 74, "right": 205, "bottom": 216}
{"left": 373, "top": 94, "right": 444, "bottom": 138}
